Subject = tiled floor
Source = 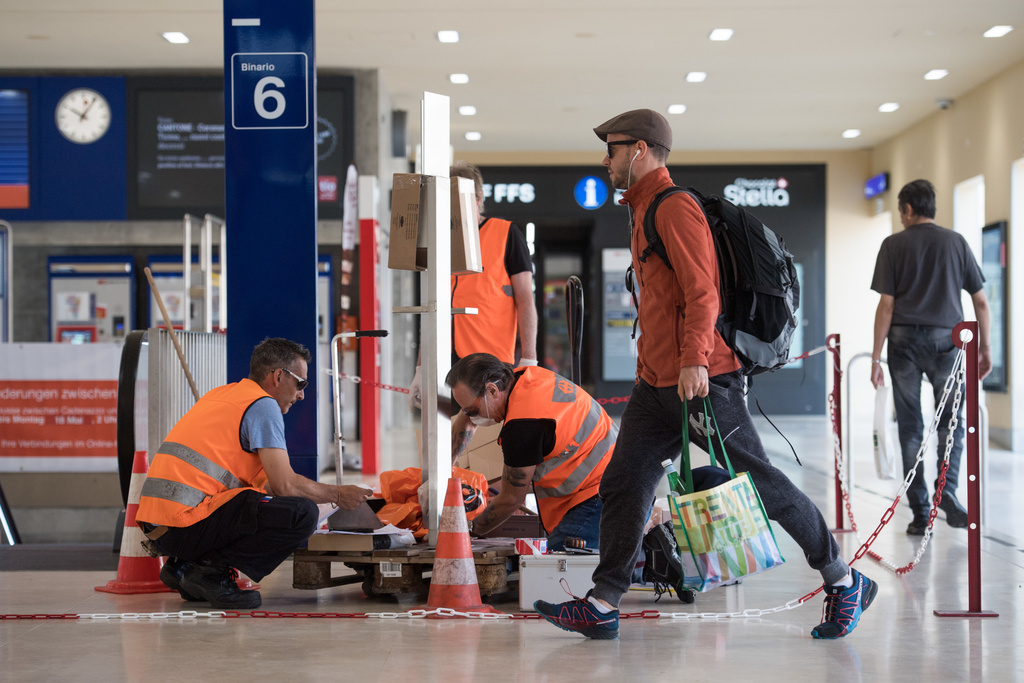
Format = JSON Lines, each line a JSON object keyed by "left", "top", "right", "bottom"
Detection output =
{"left": 2, "top": 417, "right": 1022, "bottom": 682}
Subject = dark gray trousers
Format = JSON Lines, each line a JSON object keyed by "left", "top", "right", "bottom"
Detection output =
{"left": 590, "top": 371, "right": 848, "bottom": 608}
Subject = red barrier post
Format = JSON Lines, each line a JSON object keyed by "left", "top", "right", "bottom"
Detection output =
{"left": 358, "top": 180, "right": 382, "bottom": 475}
{"left": 826, "top": 333, "right": 847, "bottom": 531}
{"left": 934, "top": 322, "right": 997, "bottom": 618}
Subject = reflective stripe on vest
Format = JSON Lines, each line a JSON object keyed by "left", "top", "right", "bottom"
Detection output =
{"left": 139, "top": 477, "right": 208, "bottom": 509}
{"left": 156, "top": 441, "right": 245, "bottom": 490}
{"left": 140, "top": 441, "right": 245, "bottom": 508}
{"left": 533, "top": 398, "right": 615, "bottom": 500}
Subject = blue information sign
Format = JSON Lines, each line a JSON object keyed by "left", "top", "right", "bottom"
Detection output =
{"left": 230, "top": 52, "right": 309, "bottom": 130}
{"left": 224, "top": 0, "right": 319, "bottom": 479}
{"left": 574, "top": 175, "right": 609, "bottom": 210}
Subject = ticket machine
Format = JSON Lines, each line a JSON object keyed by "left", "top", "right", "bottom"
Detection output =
{"left": 48, "top": 255, "right": 134, "bottom": 343}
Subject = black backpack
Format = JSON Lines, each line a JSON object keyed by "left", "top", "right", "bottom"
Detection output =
{"left": 635, "top": 186, "right": 800, "bottom": 376}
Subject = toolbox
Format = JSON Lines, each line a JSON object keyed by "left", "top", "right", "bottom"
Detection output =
{"left": 518, "top": 552, "right": 600, "bottom": 611}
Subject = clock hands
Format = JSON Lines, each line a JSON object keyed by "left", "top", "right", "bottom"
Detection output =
{"left": 79, "top": 96, "right": 97, "bottom": 122}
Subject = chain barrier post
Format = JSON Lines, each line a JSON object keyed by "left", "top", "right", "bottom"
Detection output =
{"left": 934, "top": 322, "right": 998, "bottom": 618}
{"left": 826, "top": 334, "right": 848, "bottom": 532}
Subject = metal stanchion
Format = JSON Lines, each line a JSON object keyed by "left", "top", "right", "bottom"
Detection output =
{"left": 934, "top": 322, "right": 998, "bottom": 618}
{"left": 826, "top": 334, "right": 851, "bottom": 532}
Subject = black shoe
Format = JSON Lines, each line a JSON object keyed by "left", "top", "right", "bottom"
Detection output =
{"left": 180, "top": 562, "right": 262, "bottom": 610}
{"left": 939, "top": 493, "right": 969, "bottom": 528}
{"left": 159, "top": 557, "right": 203, "bottom": 601}
{"left": 642, "top": 522, "right": 696, "bottom": 604}
{"left": 906, "top": 519, "right": 927, "bottom": 536}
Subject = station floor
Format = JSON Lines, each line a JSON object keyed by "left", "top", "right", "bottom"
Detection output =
{"left": 2, "top": 417, "right": 1022, "bottom": 682}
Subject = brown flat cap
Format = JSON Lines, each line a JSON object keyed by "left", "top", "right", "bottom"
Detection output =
{"left": 594, "top": 108, "right": 672, "bottom": 151}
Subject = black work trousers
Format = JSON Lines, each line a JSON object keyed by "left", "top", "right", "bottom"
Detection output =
{"left": 152, "top": 491, "right": 318, "bottom": 582}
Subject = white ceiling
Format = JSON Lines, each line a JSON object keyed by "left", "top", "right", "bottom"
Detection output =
{"left": 2, "top": 0, "right": 1023, "bottom": 154}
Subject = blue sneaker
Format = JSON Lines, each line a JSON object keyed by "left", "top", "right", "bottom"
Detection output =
{"left": 534, "top": 591, "right": 619, "bottom": 640}
{"left": 811, "top": 568, "right": 877, "bottom": 639}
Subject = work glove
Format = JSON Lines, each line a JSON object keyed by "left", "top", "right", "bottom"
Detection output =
{"left": 408, "top": 366, "right": 422, "bottom": 411}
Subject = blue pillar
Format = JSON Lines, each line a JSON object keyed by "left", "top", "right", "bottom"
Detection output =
{"left": 223, "top": 0, "right": 318, "bottom": 479}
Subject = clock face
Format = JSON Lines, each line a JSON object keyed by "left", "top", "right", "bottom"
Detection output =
{"left": 55, "top": 88, "right": 111, "bottom": 144}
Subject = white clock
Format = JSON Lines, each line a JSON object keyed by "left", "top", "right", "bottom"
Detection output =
{"left": 55, "top": 88, "right": 111, "bottom": 144}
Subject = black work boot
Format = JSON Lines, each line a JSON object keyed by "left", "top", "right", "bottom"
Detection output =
{"left": 180, "top": 562, "right": 262, "bottom": 610}
{"left": 641, "top": 522, "right": 696, "bottom": 604}
{"left": 159, "top": 557, "right": 203, "bottom": 601}
{"left": 939, "top": 492, "right": 969, "bottom": 528}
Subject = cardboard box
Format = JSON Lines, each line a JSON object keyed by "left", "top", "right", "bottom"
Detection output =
{"left": 388, "top": 173, "right": 483, "bottom": 274}
{"left": 519, "top": 553, "right": 600, "bottom": 610}
{"left": 451, "top": 176, "right": 482, "bottom": 275}
{"left": 307, "top": 530, "right": 414, "bottom": 552}
{"left": 388, "top": 173, "right": 430, "bottom": 271}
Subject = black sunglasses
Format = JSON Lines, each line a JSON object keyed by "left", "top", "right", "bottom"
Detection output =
{"left": 606, "top": 139, "right": 641, "bottom": 157}
{"left": 280, "top": 367, "right": 308, "bottom": 391}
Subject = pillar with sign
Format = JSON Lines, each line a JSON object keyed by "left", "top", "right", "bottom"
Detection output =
{"left": 223, "top": 1, "right": 319, "bottom": 479}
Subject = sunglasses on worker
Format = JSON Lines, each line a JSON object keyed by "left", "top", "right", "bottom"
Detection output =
{"left": 280, "top": 367, "right": 308, "bottom": 391}
{"left": 606, "top": 139, "right": 641, "bottom": 157}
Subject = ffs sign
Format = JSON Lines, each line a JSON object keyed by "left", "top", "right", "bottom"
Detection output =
{"left": 230, "top": 52, "right": 309, "bottom": 130}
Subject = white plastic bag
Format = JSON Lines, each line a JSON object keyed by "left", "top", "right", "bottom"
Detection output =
{"left": 872, "top": 387, "right": 900, "bottom": 480}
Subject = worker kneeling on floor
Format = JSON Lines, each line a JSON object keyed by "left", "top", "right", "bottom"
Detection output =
{"left": 136, "top": 337, "right": 373, "bottom": 609}
{"left": 445, "top": 353, "right": 615, "bottom": 550}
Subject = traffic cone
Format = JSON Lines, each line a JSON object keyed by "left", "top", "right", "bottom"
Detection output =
{"left": 425, "top": 477, "right": 500, "bottom": 616}
{"left": 96, "top": 451, "right": 173, "bottom": 594}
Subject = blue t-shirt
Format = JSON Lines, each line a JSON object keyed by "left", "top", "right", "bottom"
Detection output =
{"left": 239, "top": 396, "right": 287, "bottom": 452}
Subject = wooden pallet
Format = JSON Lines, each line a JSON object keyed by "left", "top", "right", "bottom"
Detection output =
{"left": 292, "top": 539, "right": 519, "bottom": 599}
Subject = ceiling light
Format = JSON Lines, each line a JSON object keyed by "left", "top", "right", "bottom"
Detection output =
{"left": 878, "top": 102, "right": 900, "bottom": 113}
{"left": 709, "top": 28, "right": 733, "bottom": 41}
{"left": 667, "top": 104, "right": 687, "bottom": 115}
{"left": 465, "top": 132, "right": 482, "bottom": 141}
{"left": 458, "top": 105, "right": 477, "bottom": 116}
{"left": 449, "top": 73, "right": 470, "bottom": 84}
{"left": 437, "top": 30, "right": 460, "bottom": 43}
{"left": 983, "top": 25, "right": 1013, "bottom": 38}
{"left": 162, "top": 32, "right": 190, "bottom": 44}
{"left": 842, "top": 129, "right": 862, "bottom": 139}
{"left": 924, "top": 69, "right": 948, "bottom": 80}
{"left": 686, "top": 72, "right": 707, "bottom": 83}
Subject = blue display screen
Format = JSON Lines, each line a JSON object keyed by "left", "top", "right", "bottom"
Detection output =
{"left": 0, "top": 89, "right": 30, "bottom": 209}
{"left": 864, "top": 172, "right": 889, "bottom": 199}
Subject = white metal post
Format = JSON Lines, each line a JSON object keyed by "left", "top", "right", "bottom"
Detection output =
{"left": 420, "top": 92, "right": 452, "bottom": 546}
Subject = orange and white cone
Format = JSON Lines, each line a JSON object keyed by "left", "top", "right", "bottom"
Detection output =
{"left": 95, "top": 451, "right": 172, "bottom": 595}
{"left": 425, "top": 477, "right": 499, "bottom": 616}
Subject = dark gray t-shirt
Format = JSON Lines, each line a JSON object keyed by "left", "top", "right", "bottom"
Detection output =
{"left": 870, "top": 222, "right": 984, "bottom": 327}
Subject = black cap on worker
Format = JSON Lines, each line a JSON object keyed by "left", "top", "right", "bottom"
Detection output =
{"left": 593, "top": 108, "right": 673, "bottom": 152}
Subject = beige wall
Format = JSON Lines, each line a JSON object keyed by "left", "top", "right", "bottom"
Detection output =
{"left": 871, "top": 58, "right": 1024, "bottom": 449}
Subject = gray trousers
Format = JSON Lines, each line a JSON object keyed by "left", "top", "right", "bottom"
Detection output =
{"left": 590, "top": 371, "right": 849, "bottom": 608}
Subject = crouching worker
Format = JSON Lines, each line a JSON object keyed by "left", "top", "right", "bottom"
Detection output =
{"left": 136, "top": 337, "right": 373, "bottom": 609}
{"left": 445, "top": 353, "right": 615, "bottom": 551}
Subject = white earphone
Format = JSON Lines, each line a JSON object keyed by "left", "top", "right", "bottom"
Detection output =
{"left": 632, "top": 148, "right": 641, "bottom": 160}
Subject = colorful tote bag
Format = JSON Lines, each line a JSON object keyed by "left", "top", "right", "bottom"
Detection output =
{"left": 667, "top": 398, "right": 785, "bottom": 592}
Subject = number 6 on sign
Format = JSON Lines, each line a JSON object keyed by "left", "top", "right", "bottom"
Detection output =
{"left": 230, "top": 51, "right": 308, "bottom": 130}
{"left": 255, "top": 77, "right": 286, "bottom": 119}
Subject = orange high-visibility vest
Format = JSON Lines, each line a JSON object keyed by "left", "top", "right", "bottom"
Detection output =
{"left": 137, "top": 379, "right": 272, "bottom": 529}
{"left": 500, "top": 366, "right": 616, "bottom": 533}
{"left": 451, "top": 218, "right": 518, "bottom": 363}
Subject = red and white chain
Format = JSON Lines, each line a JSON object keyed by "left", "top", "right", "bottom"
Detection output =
{"left": 831, "top": 345, "right": 966, "bottom": 575}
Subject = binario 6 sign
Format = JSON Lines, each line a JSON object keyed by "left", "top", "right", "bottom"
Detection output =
{"left": 230, "top": 52, "right": 309, "bottom": 130}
